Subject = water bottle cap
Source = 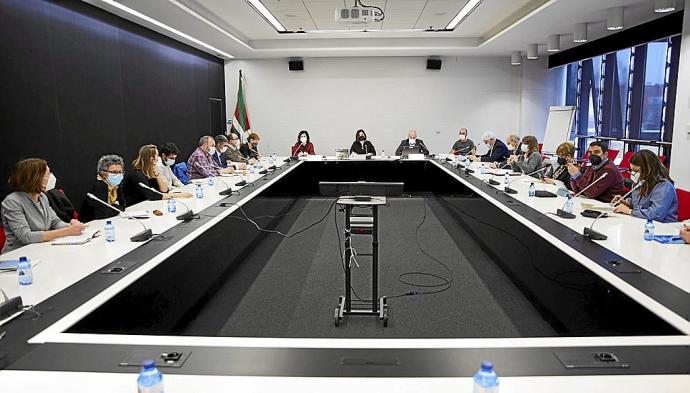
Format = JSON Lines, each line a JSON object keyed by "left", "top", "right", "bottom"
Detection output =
{"left": 142, "top": 359, "right": 156, "bottom": 369}
{"left": 106, "top": 220, "right": 112, "bottom": 225}
{"left": 19, "top": 256, "right": 27, "bottom": 262}
{"left": 480, "top": 361, "right": 494, "bottom": 371}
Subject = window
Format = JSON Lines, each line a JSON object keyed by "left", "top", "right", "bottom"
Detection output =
{"left": 641, "top": 40, "right": 669, "bottom": 139}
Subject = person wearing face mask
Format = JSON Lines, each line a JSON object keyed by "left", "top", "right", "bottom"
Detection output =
{"left": 187, "top": 136, "right": 234, "bottom": 180}
{"left": 212, "top": 135, "right": 230, "bottom": 168}
{"left": 470, "top": 131, "right": 511, "bottom": 163}
{"left": 568, "top": 141, "right": 625, "bottom": 203}
{"left": 611, "top": 150, "right": 677, "bottom": 223}
{"left": 350, "top": 129, "right": 376, "bottom": 156}
{"left": 224, "top": 132, "right": 256, "bottom": 168}
{"left": 506, "top": 134, "right": 522, "bottom": 155}
{"left": 1, "top": 158, "right": 87, "bottom": 253}
{"left": 508, "top": 136, "right": 543, "bottom": 177}
{"left": 291, "top": 130, "right": 316, "bottom": 156}
{"left": 449, "top": 128, "right": 475, "bottom": 156}
{"left": 543, "top": 142, "right": 575, "bottom": 190}
{"left": 80, "top": 155, "right": 128, "bottom": 222}
{"left": 156, "top": 142, "right": 183, "bottom": 188}
{"left": 395, "top": 129, "right": 429, "bottom": 156}
{"left": 126, "top": 144, "right": 193, "bottom": 206}
{"left": 44, "top": 174, "right": 77, "bottom": 224}
{"left": 240, "top": 132, "right": 261, "bottom": 160}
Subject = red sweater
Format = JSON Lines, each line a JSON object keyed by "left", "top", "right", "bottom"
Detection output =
{"left": 291, "top": 142, "right": 315, "bottom": 156}
{"left": 570, "top": 160, "right": 625, "bottom": 203}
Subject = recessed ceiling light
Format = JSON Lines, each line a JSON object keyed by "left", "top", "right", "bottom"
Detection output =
{"left": 246, "top": 0, "right": 287, "bottom": 32}
{"left": 527, "top": 44, "right": 539, "bottom": 60}
{"left": 547, "top": 34, "right": 560, "bottom": 52}
{"left": 101, "top": 0, "right": 233, "bottom": 58}
{"left": 511, "top": 51, "right": 522, "bottom": 66}
{"left": 606, "top": 7, "right": 624, "bottom": 31}
{"left": 654, "top": 0, "right": 676, "bottom": 13}
{"left": 574, "top": 23, "right": 588, "bottom": 43}
{"left": 445, "top": 0, "right": 484, "bottom": 30}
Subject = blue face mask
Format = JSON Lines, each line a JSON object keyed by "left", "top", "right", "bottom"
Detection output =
{"left": 106, "top": 173, "right": 123, "bottom": 186}
{"left": 165, "top": 159, "right": 175, "bottom": 166}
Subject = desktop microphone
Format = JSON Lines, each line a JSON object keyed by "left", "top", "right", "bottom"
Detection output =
{"left": 138, "top": 183, "right": 197, "bottom": 221}
{"left": 258, "top": 169, "right": 268, "bottom": 174}
{"left": 86, "top": 193, "right": 153, "bottom": 242}
{"left": 235, "top": 180, "right": 247, "bottom": 187}
{"left": 555, "top": 172, "right": 609, "bottom": 219}
{"left": 487, "top": 162, "right": 512, "bottom": 186}
{"left": 417, "top": 141, "right": 431, "bottom": 156}
{"left": 205, "top": 164, "right": 241, "bottom": 196}
{"left": 583, "top": 212, "right": 609, "bottom": 241}
{"left": 504, "top": 167, "right": 548, "bottom": 194}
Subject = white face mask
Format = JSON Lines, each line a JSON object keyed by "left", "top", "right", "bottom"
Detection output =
{"left": 220, "top": 146, "right": 228, "bottom": 154}
{"left": 631, "top": 171, "right": 640, "bottom": 184}
{"left": 408, "top": 138, "right": 416, "bottom": 145}
{"left": 208, "top": 146, "right": 216, "bottom": 155}
{"left": 300, "top": 136, "right": 308, "bottom": 144}
{"left": 459, "top": 134, "right": 467, "bottom": 141}
{"left": 45, "top": 173, "right": 56, "bottom": 192}
{"left": 521, "top": 144, "right": 529, "bottom": 152}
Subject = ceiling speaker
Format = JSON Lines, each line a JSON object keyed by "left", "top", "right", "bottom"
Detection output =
{"left": 426, "top": 58, "right": 442, "bottom": 70}
{"left": 289, "top": 59, "right": 304, "bottom": 71}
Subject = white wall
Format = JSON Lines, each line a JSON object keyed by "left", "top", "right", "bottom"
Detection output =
{"left": 520, "top": 58, "right": 566, "bottom": 141}
{"left": 224, "top": 56, "right": 561, "bottom": 156}
{"left": 670, "top": 0, "right": 690, "bottom": 190}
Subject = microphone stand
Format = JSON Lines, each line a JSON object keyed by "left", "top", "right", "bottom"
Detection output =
{"left": 583, "top": 212, "right": 609, "bottom": 241}
{"left": 555, "top": 172, "right": 609, "bottom": 219}
{"left": 138, "top": 183, "right": 197, "bottom": 221}
{"left": 86, "top": 193, "right": 153, "bottom": 242}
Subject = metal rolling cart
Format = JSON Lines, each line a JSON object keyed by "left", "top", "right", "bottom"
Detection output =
{"left": 334, "top": 195, "right": 389, "bottom": 327}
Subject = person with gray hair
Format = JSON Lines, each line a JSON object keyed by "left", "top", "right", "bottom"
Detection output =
{"left": 79, "top": 154, "right": 127, "bottom": 222}
{"left": 505, "top": 134, "right": 522, "bottom": 155}
{"left": 470, "top": 131, "right": 511, "bottom": 163}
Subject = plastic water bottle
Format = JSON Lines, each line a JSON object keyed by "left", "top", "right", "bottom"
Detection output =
{"left": 137, "top": 360, "right": 164, "bottom": 393}
{"left": 528, "top": 182, "right": 536, "bottom": 197}
{"left": 473, "top": 361, "right": 499, "bottom": 393}
{"left": 381, "top": 149, "right": 386, "bottom": 158}
{"left": 564, "top": 194, "right": 574, "bottom": 214}
{"left": 104, "top": 220, "right": 115, "bottom": 242}
{"left": 208, "top": 176, "right": 214, "bottom": 186}
{"left": 249, "top": 165, "right": 255, "bottom": 177}
{"left": 195, "top": 184, "right": 204, "bottom": 199}
{"left": 167, "top": 198, "right": 176, "bottom": 213}
{"left": 17, "top": 256, "right": 33, "bottom": 286}
{"left": 503, "top": 173, "right": 510, "bottom": 192}
{"left": 644, "top": 219, "right": 655, "bottom": 241}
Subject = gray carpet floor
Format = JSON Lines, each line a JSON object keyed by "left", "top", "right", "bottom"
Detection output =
{"left": 184, "top": 197, "right": 557, "bottom": 338}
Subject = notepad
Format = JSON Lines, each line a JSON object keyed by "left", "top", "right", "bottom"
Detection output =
{"left": 51, "top": 229, "right": 101, "bottom": 246}
{"left": 121, "top": 211, "right": 149, "bottom": 219}
{"left": 653, "top": 235, "right": 686, "bottom": 244}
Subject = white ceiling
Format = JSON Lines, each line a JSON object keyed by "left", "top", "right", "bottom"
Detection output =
{"left": 82, "top": 0, "right": 684, "bottom": 60}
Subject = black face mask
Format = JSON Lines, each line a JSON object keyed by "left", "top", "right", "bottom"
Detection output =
{"left": 588, "top": 154, "right": 603, "bottom": 166}
{"left": 557, "top": 157, "right": 567, "bottom": 166}
{"left": 358, "top": 135, "right": 366, "bottom": 141}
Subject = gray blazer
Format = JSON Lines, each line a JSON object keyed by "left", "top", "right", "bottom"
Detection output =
{"left": 224, "top": 146, "right": 249, "bottom": 163}
{"left": 511, "top": 151, "right": 543, "bottom": 177}
{"left": 1, "top": 192, "right": 68, "bottom": 254}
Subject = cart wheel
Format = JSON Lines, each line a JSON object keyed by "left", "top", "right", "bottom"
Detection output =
{"left": 334, "top": 307, "right": 340, "bottom": 327}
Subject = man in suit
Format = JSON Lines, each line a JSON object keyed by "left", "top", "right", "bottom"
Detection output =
{"left": 212, "top": 135, "right": 229, "bottom": 168}
{"left": 470, "top": 131, "right": 511, "bottom": 163}
{"left": 395, "top": 129, "right": 429, "bottom": 156}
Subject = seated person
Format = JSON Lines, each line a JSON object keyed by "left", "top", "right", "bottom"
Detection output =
{"left": 449, "top": 128, "right": 475, "bottom": 156}
{"left": 126, "top": 144, "right": 192, "bottom": 206}
{"left": 156, "top": 142, "right": 183, "bottom": 188}
{"left": 224, "top": 133, "right": 255, "bottom": 167}
{"left": 80, "top": 154, "right": 127, "bottom": 222}
{"left": 240, "top": 132, "right": 261, "bottom": 159}
{"left": 395, "top": 129, "right": 429, "bottom": 156}
{"left": 291, "top": 130, "right": 316, "bottom": 156}
{"left": 612, "top": 150, "right": 677, "bottom": 223}
{"left": 470, "top": 132, "right": 511, "bottom": 163}
{"left": 543, "top": 142, "right": 575, "bottom": 190}
{"left": 508, "top": 135, "right": 543, "bottom": 177}
{"left": 212, "top": 135, "right": 230, "bottom": 168}
{"left": 569, "top": 141, "right": 625, "bottom": 203}
{"left": 506, "top": 134, "right": 522, "bottom": 155}
{"left": 350, "top": 129, "right": 376, "bottom": 156}
{"left": 45, "top": 178, "right": 77, "bottom": 223}
{"left": 681, "top": 224, "right": 690, "bottom": 243}
{"left": 1, "top": 158, "right": 86, "bottom": 253}
{"left": 187, "top": 136, "right": 234, "bottom": 180}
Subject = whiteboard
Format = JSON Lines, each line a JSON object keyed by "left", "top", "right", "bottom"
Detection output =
{"left": 542, "top": 106, "right": 575, "bottom": 154}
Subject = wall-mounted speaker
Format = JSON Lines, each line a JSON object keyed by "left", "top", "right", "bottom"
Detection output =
{"left": 289, "top": 59, "right": 304, "bottom": 71}
{"left": 426, "top": 58, "right": 442, "bottom": 70}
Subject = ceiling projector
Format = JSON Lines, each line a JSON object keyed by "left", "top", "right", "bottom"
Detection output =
{"left": 335, "top": 7, "right": 381, "bottom": 24}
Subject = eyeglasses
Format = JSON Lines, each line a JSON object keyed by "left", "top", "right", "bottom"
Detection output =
{"left": 106, "top": 170, "right": 123, "bottom": 175}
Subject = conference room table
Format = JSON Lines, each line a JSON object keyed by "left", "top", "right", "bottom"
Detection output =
{"left": 0, "top": 155, "right": 688, "bottom": 392}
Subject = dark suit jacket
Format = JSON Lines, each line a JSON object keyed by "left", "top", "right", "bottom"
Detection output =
{"left": 350, "top": 140, "right": 376, "bottom": 155}
{"left": 46, "top": 188, "right": 76, "bottom": 223}
{"left": 79, "top": 180, "right": 126, "bottom": 222}
{"left": 212, "top": 152, "right": 228, "bottom": 168}
{"left": 123, "top": 170, "right": 163, "bottom": 207}
{"left": 480, "top": 139, "right": 511, "bottom": 163}
{"left": 395, "top": 139, "right": 429, "bottom": 156}
{"left": 240, "top": 143, "right": 259, "bottom": 159}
